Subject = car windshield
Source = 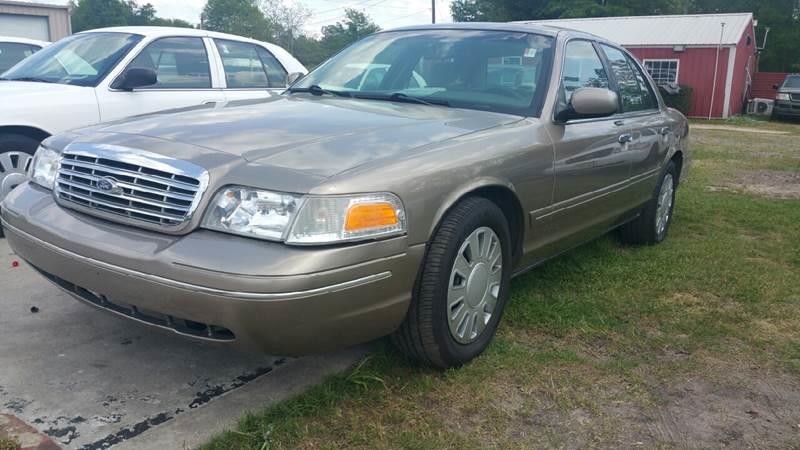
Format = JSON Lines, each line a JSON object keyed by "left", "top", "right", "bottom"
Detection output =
{"left": 292, "top": 29, "right": 555, "bottom": 116}
{"left": 783, "top": 76, "right": 800, "bottom": 89}
{"left": 2, "top": 32, "right": 142, "bottom": 87}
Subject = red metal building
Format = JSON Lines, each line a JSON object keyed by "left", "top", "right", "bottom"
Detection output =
{"left": 523, "top": 13, "right": 758, "bottom": 118}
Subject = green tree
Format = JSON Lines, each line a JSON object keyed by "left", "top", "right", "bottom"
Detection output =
{"left": 319, "top": 8, "right": 381, "bottom": 57}
{"left": 201, "top": 0, "right": 275, "bottom": 41}
{"left": 70, "top": 0, "right": 194, "bottom": 32}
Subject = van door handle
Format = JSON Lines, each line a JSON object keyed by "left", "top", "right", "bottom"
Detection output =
{"left": 660, "top": 127, "right": 671, "bottom": 136}
{"left": 618, "top": 133, "right": 633, "bottom": 144}
{"left": 614, "top": 120, "right": 626, "bottom": 126}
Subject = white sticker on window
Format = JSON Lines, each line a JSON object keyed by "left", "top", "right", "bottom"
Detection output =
{"left": 524, "top": 48, "right": 537, "bottom": 58}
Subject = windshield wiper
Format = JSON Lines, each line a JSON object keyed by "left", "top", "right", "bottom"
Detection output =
{"left": 354, "top": 92, "right": 450, "bottom": 107}
{"left": 288, "top": 84, "right": 351, "bottom": 97}
{"left": 4, "top": 77, "right": 55, "bottom": 83}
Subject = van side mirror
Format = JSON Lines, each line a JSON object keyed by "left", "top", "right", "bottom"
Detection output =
{"left": 287, "top": 72, "right": 304, "bottom": 86}
{"left": 112, "top": 68, "right": 157, "bottom": 91}
{"left": 556, "top": 87, "right": 619, "bottom": 123}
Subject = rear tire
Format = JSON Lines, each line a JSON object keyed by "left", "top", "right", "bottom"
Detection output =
{"left": 618, "top": 161, "right": 678, "bottom": 246}
{"left": 392, "top": 197, "right": 512, "bottom": 368}
{"left": 0, "top": 133, "right": 41, "bottom": 238}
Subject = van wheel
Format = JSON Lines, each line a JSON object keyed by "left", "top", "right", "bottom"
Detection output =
{"left": 0, "top": 134, "right": 40, "bottom": 238}
{"left": 618, "top": 161, "right": 678, "bottom": 245}
{"left": 392, "top": 197, "right": 512, "bottom": 368}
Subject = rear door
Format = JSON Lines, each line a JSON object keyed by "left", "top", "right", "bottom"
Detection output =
{"left": 212, "top": 39, "right": 289, "bottom": 102}
{"left": 599, "top": 45, "right": 669, "bottom": 205}
{"left": 97, "top": 36, "right": 226, "bottom": 121}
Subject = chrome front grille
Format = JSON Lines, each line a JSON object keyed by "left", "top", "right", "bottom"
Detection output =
{"left": 55, "top": 146, "right": 208, "bottom": 228}
{"left": 791, "top": 93, "right": 800, "bottom": 102}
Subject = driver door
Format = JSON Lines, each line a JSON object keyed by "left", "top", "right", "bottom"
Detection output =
{"left": 533, "top": 39, "right": 634, "bottom": 256}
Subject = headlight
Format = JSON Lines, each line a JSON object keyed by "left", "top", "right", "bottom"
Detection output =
{"left": 28, "top": 146, "right": 60, "bottom": 190}
{"left": 776, "top": 93, "right": 791, "bottom": 101}
{"left": 287, "top": 193, "right": 406, "bottom": 245}
{"left": 202, "top": 186, "right": 302, "bottom": 240}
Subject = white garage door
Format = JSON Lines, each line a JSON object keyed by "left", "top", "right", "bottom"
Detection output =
{"left": 0, "top": 14, "right": 50, "bottom": 41}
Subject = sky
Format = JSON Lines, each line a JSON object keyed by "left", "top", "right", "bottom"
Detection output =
{"left": 31, "top": 0, "right": 454, "bottom": 36}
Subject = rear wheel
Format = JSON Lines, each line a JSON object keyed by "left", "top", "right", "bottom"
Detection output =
{"left": 392, "top": 197, "right": 512, "bottom": 368}
{"left": 618, "top": 161, "right": 678, "bottom": 245}
{"left": 0, "top": 134, "right": 40, "bottom": 238}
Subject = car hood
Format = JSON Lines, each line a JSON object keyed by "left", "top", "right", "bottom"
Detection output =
{"left": 0, "top": 80, "right": 89, "bottom": 96}
{"left": 80, "top": 95, "right": 523, "bottom": 178}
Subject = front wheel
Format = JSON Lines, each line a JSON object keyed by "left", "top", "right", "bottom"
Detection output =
{"left": 0, "top": 134, "right": 41, "bottom": 238}
{"left": 392, "top": 197, "right": 512, "bottom": 368}
{"left": 618, "top": 161, "right": 678, "bottom": 245}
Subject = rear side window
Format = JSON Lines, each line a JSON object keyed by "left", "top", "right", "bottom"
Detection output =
{"left": 601, "top": 45, "right": 657, "bottom": 112}
{"left": 561, "top": 40, "right": 609, "bottom": 103}
{"left": 255, "top": 46, "right": 287, "bottom": 88}
{"left": 0, "top": 43, "right": 39, "bottom": 73}
{"left": 128, "top": 37, "right": 211, "bottom": 89}
{"left": 215, "top": 39, "right": 268, "bottom": 88}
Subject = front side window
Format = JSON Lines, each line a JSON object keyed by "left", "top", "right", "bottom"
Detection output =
{"left": 293, "top": 30, "right": 555, "bottom": 116}
{"left": 561, "top": 40, "right": 609, "bottom": 103}
{"left": 127, "top": 37, "right": 211, "bottom": 89}
{"left": 215, "top": 39, "right": 268, "bottom": 88}
{"left": 2, "top": 33, "right": 142, "bottom": 87}
{"left": 601, "top": 45, "right": 657, "bottom": 112}
{"left": 255, "top": 47, "right": 287, "bottom": 88}
{"left": 643, "top": 59, "right": 678, "bottom": 85}
{"left": 0, "top": 43, "right": 40, "bottom": 74}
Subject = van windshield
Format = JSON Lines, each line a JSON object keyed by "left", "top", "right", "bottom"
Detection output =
{"left": 1, "top": 32, "right": 142, "bottom": 87}
{"left": 291, "top": 29, "right": 555, "bottom": 116}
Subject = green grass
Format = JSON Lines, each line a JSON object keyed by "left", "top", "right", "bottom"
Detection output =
{"left": 0, "top": 437, "right": 20, "bottom": 450}
{"left": 203, "top": 122, "right": 800, "bottom": 449}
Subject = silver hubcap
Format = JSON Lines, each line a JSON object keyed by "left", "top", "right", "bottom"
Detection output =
{"left": 447, "top": 226, "right": 503, "bottom": 344}
{"left": 656, "top": 174, "right": 674, "bottom": 236}
{"left": 0, "top": 151, "right": 34, "bottom": 202}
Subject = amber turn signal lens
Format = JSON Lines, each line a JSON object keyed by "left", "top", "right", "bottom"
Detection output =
{"left": 345, "top": 202, "right": 398, "bottom": 231}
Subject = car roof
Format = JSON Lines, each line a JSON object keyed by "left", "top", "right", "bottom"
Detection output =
{"left": 384, "top": 22, "right": 608, "bottom": 42}
{"left": 0, "top": 36, "right": 49, "bottom": 47}
{"left": 82, "top": 26, "right": 277, "bottom": 47}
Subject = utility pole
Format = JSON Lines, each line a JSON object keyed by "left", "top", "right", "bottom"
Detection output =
{"left": 432, "top": 0, "right": 436, "bottom": 23}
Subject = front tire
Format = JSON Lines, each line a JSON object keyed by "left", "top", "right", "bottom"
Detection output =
{"left": 0, "top": 134, "right": 41, "bottom": 238}
{"left": 392, "top": 197, "right": 512, "bottom": 368}
{"left": 618, "top": 161, "right": 678, "bottom": 245}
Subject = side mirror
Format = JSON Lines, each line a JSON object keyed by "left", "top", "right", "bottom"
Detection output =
{"left": 286, "top": 72, "right": 304, "bottom": 86}
{"left": 773, "top": 84, "right": 780, "bottom": 90}
{"left": 113, "top": 68, "right": 157, "bottom": 91}
{"left": 557, "top": 87, "right": 619, "bottom": 122}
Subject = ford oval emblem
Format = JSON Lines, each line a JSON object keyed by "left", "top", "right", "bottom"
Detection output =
{"left": 97, "top": 177, "right": 122, "bottom": 195}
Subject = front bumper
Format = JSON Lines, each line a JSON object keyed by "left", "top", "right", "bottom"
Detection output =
{"left": 2, "top": 183, "right": 425, "bottom": 355}
{"left": 774, "top": 101, "right": 800, "bottom": 117}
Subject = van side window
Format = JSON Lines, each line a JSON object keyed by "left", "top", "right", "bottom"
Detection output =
{"left": 601, "top": 45, "right": 657, "bottom": 112}
{"left": 128, "top": 37, "right": 211, "bottom": 89}
{"left": 561, "top": 40, "right": 609, "bottom": 103}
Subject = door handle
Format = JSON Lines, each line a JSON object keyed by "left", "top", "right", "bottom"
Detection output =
{"left": 660, "top": 127, "right": 671, "bottom": 136}
{"left": 614, "top": 120, "right": 626, "bottom": 126}
{"left": 618, "top": 133, "right": 633, "bottom": 144}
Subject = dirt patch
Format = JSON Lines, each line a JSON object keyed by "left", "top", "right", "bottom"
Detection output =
{"left": 621, "top": 365, "right": 800, "bottom": 448}
{"left": 692, "top": 124, "right": 792, "bottom": 135}
{"left": 708, "top": 169, "right": 800, "bottom": 199}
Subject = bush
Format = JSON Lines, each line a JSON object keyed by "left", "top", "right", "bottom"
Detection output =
{"left": 659, "top": 84, "right": 693, "bottom": 115}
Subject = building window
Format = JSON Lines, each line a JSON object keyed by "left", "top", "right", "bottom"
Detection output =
{"left": 643, "top": 59, "right": 679, "bottom": 85}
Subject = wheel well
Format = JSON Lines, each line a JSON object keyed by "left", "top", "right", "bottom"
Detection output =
{"left": 670, "top": 150, "right": 684, "bottom": 183}
{"left": 469, "top": 186, "right": 525, "bottom": 265}
{"left": 0, "top": 126, "right": 50, "bottom": 144}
